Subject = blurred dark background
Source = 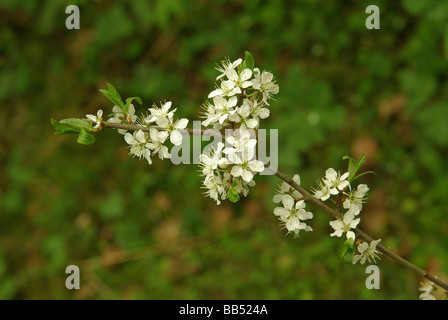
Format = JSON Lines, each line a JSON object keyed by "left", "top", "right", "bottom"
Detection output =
{"left": 1, "top": 0, "right": 447, "bottom": 299}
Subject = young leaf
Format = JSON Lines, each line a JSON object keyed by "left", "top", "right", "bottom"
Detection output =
{"left": 228, "top": 188, "right": 239, "bottom": 203}
{"left": 341, "top": 238, "right": 355, "bottom": 264}
{"left": 51, "top": 118, "right": 81, "bottom": 135}
{"left": 125, "top": 96, "right": 143, "bottom": 111}
{"left": 343, "top": 152, "right": 367, "bottom": 182}
{"left": 77, "top": 128, "right": 95, "bottom": 145}
{"left": 243, "top": 51, "right": 255, "bottom": 71}
{"left": 99, "top": 83, "right": 124, "bottom": 109}
{"left": 60, "top": 118, "right": 92, "bottom": 130}
{"left": 238, "top": 51, "right": 255, "bottom": 72}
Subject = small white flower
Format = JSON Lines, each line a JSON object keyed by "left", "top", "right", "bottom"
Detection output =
{"left": 313, "top": 180, "right": 331, "bottom": 201}
{"left": 149, "top": 128, "right": 170, "bottom": 160}
{"left": 208, "top": 80, "right": 242, "bottom": 99}
{"left": 228, "top": 100, "right": 259, "bottom": 129}
{"left": 226, "top": 68, "right": 253, "bottom": 90}
{"left": 273, "top": 195, "right": 313, "bottom": 236}
{"left": 419, "top": 279, "right": 437, "bottom": 300}
{"left": 273, "top": 174, "right": 302, "bottom": 203}
{"left": 199, "top": 142, "right": 225, "bottom": 177}
{"left": 168, "top": 118, "right": 189, "bottom": 146}
{"left": 203, "top": 173, "right": 225, "bottom": 205}
{"left": 215, "top": 58, "right": 242, "bottom": 80}
{"left": 229, "top": 156, "right": 264, "bottom": 183}
{"left": 324, "top": 168, "right": 350, "bottom": 195}
{"left": 124, "top": 129, "right": 154, "bottom": 164}
{"left": 144, "top": 101, "right": 176, "bottom": 127}
{"left": 108, "top": 104, "right": 137, "bottom": 134}
{"left": 206, "top": 96, "right": 239, "bottom": 126}
{"left": 252, "top": 68, "right": 279, "bottom": 104}
{"left": 86, "top": 109, "right": 103, "bottom": 129}
{"left": 248, "top": 99, "right": 270, "bottom": 120}
{"left": 352, "top": 239, "right": 382, "bottom": 265}
{"left": 343, "top": 184, "right": 369, "bottom": 210}
{"left": 329, "top": 210, "right": 360, "bottom": 240}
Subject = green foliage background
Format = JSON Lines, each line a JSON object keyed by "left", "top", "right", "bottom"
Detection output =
{"left": 1, "top": 0, "right": 447, "bottom": 299}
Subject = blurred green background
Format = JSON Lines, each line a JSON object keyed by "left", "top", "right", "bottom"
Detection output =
{"left": 1, "top": 0, "right": 447, "bottom": 300}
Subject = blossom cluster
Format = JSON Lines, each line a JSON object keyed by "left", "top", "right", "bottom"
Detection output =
{"left": 272, "top": 174, "right": 313, "bottom": 238}
{"left": 201, "top": 58, "right": 278, "bottom": 131}
{"left": 311, "top": 168, "right": 382, "bottom": 264}
{"left": 199, "top": 57, "right": 279, "bottom": 204}
{"left": 199, "top": 129, "right": 264, "bottom": 205}
{"left": 419, "top": 279, "right": 437, "bottom": 300}
{"left": 87, "top": 101, "right": 188, "bottom": 165}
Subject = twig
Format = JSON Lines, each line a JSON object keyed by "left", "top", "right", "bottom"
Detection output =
{"left": 98, "top": 121, "right": 448, "bottom": 293}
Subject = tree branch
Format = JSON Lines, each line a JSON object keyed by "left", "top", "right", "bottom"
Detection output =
{"left": 268, "top": 166, "right": 448, "bottom": 293}
{"left": 99, "top": 121, "right": 448, "bottom": 293}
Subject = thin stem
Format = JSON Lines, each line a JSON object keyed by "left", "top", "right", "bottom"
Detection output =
{"left": 101, "top": 121, "right": 207, "bottom": 136}
{"left": 99, "top": 121, "right": 448, "bottom": 293}
{"left": 267, "top": 166, "right": 448, "bottom": 293}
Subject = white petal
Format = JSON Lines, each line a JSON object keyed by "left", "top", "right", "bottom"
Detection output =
{"left": 282, "top": 195, "right": 295, "bottom": 210}
{"left": 241, "top": 169, "right": 253, "bottom": 182}
{"left": 124, "top": 133, "right": 135, "bottom": 145}
{"left": 170, "top": 130, "right": 183, "bottom": 146}
{"left": 149, "top": 128, "right": 159, "bottom": 141}
{"left": 136, "top": 130, "right": 146, "bottom": 143}
{"left": 246, "top": 118, "right": 259, "bottom": 129}
{"left": 240, "top": 68, "right": 252, "bottom": 81}
{"left": 230, "top": 165, "right": 243, "bottom": 177}
{"left": 208, "top": 89, "right": 222, "bottom": 98}
{"left": 274, "top": 207, "right": 289, "bottom": 219}
{"left": 346, "top": 231, "right": 356, "bottom": 240}
{"left": 325, "top": 168, "right": 337, "bottom": 181}
{"left": 176, "top": 118, "right": 189, "bottom": 129}
{"left": 248, "top": 160, "right": 264, "bottom": 172}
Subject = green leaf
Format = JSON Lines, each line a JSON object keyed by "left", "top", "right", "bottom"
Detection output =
{"left": 228, "top": 189, "right": 240, "bottom": 203}
{"left": 341, "top": 238, "right": 355, "bottom": 264}
{"left": 99, "top": 83, "right": 124, "bottom": 109}
{"left": 352, "top": 171, "right": 377, "bottom": 182}
{"left": 238, "top": 51, "right": 255, "bottom": 72}
{"left": 343, "top": 152, "right": 367, "bottom": 182}
{"left": 51, "top": 118, "right": 81, "bottom": 135}
{"left": 243, "top": 51, "right": 255, "bottom": 71}
{"left": 77, "top": 128, "right": 95, "bottom": 145}
{"left": 60, "top": 118, "right": 92, "bottom": 129}
{"left": 125, "top": 96, "right": 143, "bottom": 111}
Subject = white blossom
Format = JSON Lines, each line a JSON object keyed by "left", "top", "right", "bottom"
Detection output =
{"left": 273, "top": 174, "right": 302, "bottom": 203}
{"left": 86, "top": 109, "right": 103, "bottom": 129}
{"left": 223, "top": 129, "right": 264, "bottom": 183}
{"left": 352, "top": 239, "right": 382, "bottom": 264}
{"left": 149, "top": 128, "right": 170, "bottom": 160}
{"left": 324, "top": 168, "right": 350, "bottom": 195}
{"left": 226, "top": 68, "right": 253, "bottom": 90}
{"left": 168, "top": 118, "right": 189, "bottom": 146}
{"left": 208, "top": 80, "right": 242, "bottom": 99}
{"left": 313, "top": 180, "right": 331, "bottom": 201}
{"left": 343, "top": 184, "right": 369, "bottom": 211}
{"left": 274, "top": 195, "right": 313, "bottom": 236}
{"left": 329, "top": 209, "right": 360, "bottom": 240}
{"left": 248, "top": 99, "right": 270, "bottom": 120}
{"left": 144, "top": 101, "right": 176, "bottom": 127}
{"left": 108, "top": 104, "right": 137, "bottom": 134}
{"left": 228, "top": 100, "right": 259, "bottom": 129}
{"left": 215, "top": 58, "right": 242, "bottom": 80}
{"left": 124, "top": 129, "right": 154, "bottom": 164}
{"left": 419, "top": 279, "right": 437, "bottom": 300}
{"left": 199, "top": 142, "right": 226, "bottom": 177}
{"left": 202, "top": 96, "right": 238, "bottom": 126}
{"left": 252, "top": 68, "right": 279, "bottom": 104}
